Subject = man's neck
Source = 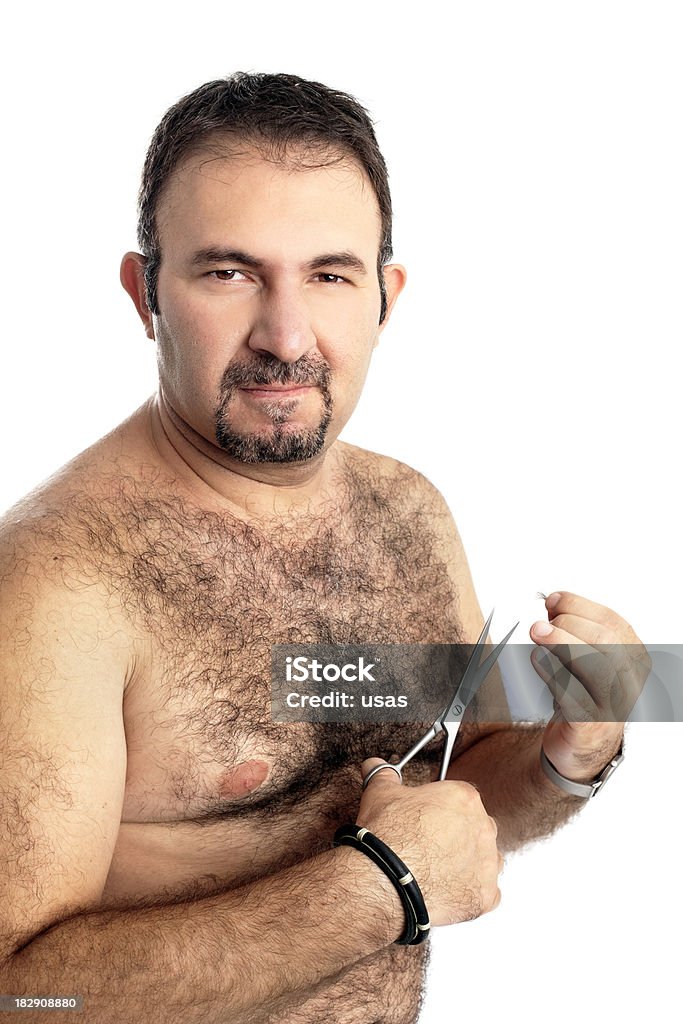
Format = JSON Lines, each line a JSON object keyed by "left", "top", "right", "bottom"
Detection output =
{"left": 147, "top": 393, "right": 337, "bottom": 518}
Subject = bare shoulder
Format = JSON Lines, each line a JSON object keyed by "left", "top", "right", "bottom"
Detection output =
{"left": 336, "top": 441, "right": 445, "bottom": 498}
{"left": 0, "top": 462, "right": 139, "bottom": 708}
{"left": 337, "top": 442, "right": 482, "bottom": 630}
{"left": 336, "top": 441, "right": 458, "bottom": 532}
{"left": 0, "top": 414, "right": 161, "bottom": 696}
{"left": 0, "top": 400, "right": 162, "bottom": 585}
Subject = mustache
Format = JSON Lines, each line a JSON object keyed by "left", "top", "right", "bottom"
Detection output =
{"left": 219, "top": 354, "right": 332, "bottom": 391}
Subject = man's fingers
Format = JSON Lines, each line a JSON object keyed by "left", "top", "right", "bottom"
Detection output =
{"left": 361, "top": 757, "right": 402, "bottom": 788}
{"left": 530, "top": 646, "right": 596, "bottom": 720}
{"left": 541, "top": 591, "right": 636, "bottom": 635}
{"left": 530, "top": 628, "right": 643, "bottom": 720}
{"left": 538, "top": 613, "right": 617, "bottom": 648}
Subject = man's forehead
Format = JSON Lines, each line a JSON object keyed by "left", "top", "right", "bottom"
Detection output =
{"left": 157, "top": 141, "right": 381, "bottom": 246}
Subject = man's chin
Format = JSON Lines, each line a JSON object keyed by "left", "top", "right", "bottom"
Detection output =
{"left": 215, "top": 420, "right": 331, "bottom": 464}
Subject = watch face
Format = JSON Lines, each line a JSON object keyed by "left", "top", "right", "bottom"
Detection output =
{"left": 592, "top": 750, "right": 625, "bottom": 795}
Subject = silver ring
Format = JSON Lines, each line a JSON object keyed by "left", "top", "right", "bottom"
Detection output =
{"left": 361, "top": 763, "right": 403, "bottom": 790}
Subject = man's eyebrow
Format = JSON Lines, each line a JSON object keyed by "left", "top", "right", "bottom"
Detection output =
{"left": 189, "top": 247, "right": 263, "bottom": 269}
{"left": 189, "top": 247, "right": 368, "bottom": 276}
{"left": 305, "top": 251, "right": 368, "bottom": 276}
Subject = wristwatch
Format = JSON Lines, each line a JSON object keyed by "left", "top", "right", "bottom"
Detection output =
{"left": 540, "top": 741, "right": 625, "bottom": 799}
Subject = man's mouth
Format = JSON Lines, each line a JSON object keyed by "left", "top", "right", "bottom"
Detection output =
{"left": 239, "top": 385, "right": 315, "bottom": 399}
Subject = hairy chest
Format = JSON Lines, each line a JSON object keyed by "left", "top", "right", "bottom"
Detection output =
{"left": 74, "top": 480, "right": 465, "bottom": 828}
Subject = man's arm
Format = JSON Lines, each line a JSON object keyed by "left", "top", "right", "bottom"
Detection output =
{"left": 1, "top": 846, "right": 402, "bottom": 1024}
{"left": 0, "top": 529, "right": 503, "bottom": 1024}
{"left": 417, "top": 478, "right": 619, "bottom": 852}
{"left": 445, "top": 723, "right": 587, "bottom": 853}
{"left": 457, "top": 587, "right": 643, "bottom": 853}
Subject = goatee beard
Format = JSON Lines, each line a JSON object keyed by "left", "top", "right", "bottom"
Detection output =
{"left": 214, "top": 354, "right": 333, "bottom": 464}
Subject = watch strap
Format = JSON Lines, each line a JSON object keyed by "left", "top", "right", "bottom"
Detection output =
{"left": 540, "top": 742, "right": 625, "bottom": 799}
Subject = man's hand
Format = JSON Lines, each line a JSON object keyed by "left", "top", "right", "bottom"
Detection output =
{"left": 530, "top": 591, "right": 650, "bottom": 782}
{"left": 356, "top": 758, "right": 503, "bottom": 927}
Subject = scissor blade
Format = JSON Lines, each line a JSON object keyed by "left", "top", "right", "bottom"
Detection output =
{"left": 395, "top": 721, "right": 443, "bottom": 772}
{"left": 436, "top": 611, "right": 492, "bottom": 723}
{"left": 443, "top": 616, "right": 519, "bottom": 720}
{"left": 438, "top": 722, "right": 460, "bottom": 781}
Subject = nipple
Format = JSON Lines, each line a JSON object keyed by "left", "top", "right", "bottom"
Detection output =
{"left": 217, "top": 759, "right": 270, "bottom": 799}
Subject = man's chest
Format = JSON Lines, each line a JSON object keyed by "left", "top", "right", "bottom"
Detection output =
{"left": 119, "top": 508, "right": 463, "bottom": 825}
{"left": 74, "top": 472, "right": 471, "bottom": 905}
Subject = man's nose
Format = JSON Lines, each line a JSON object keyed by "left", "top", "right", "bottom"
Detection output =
{"left": 247, "top": 285, "right": 317, "bottom": 363}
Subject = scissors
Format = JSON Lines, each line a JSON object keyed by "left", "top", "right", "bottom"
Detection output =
{"left": 362, "top": 610, "right": 518, "bottom": 789}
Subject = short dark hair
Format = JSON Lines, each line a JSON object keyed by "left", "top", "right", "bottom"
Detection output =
{"left": 137, "top": 72, "right": 393, "bottom": 323}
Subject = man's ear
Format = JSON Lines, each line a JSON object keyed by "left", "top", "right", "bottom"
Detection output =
{"left": 120, "top": 252, "right": 155, "bottom": 340}
{"left": 377, "top": 263, "right": 407, "bottom": 342}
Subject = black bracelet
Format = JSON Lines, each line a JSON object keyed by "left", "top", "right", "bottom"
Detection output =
{"left": 334, "top": 829, "right": 419, "bottom": 943}
{"left": 333, "top": 824, "right": 430, "bottom": 946}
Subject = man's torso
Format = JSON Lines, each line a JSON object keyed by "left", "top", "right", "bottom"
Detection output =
{"left": 5, "top": 405, "right": 475, "bottom": 1024}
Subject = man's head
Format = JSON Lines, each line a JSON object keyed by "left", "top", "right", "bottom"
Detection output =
{"left": 138, "top": 73, "right": 395, "bottom": 326}
{"left": 122, "top": 73, "right": 406, "bottom": 466}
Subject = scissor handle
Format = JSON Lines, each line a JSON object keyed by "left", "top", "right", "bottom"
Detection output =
{"left": 361, "top": 762, "right": 403, "bottom": 789}
{"left": 362, "top": 722, "right": 443, "bottom": 790}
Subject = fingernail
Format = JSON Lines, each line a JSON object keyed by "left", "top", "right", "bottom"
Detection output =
{"left": 533, "top": 621, "right": 553, "bottom": 637}
{"left": 545, "top": 592, "right": 561, "bottom": 610}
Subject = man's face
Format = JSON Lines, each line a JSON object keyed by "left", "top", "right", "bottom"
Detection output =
{"left": 149, "top": 144, "right": 402, "bottom": 465}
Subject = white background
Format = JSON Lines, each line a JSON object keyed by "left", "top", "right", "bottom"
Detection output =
{"left": 1, "top": 2, "right": 681, "bottom": 1021}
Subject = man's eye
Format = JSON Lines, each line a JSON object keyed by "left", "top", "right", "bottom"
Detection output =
{"left": 316, "top": 273, "right": 346, "bottom": 284}
{"left": 209, "top": 269, "right": 247, "bottom": 281}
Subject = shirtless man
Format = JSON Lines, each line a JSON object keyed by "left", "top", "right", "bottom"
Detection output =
{"left": 0, "top": 73, "right": 636, "bottom": 1023}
